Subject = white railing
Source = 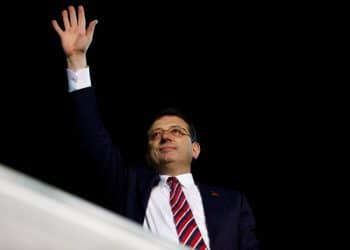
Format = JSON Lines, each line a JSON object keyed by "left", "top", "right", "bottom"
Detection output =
{"left": 0, "top": 163, "right": 188, "bottom": 250}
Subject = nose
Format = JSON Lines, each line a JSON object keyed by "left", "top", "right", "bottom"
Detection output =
{"left": 160, "top": 130, "right": 174, "bottom": 141}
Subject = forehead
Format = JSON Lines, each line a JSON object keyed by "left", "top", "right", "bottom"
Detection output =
{"left": 150, "top": 116, "right": 189, "bottom": 130}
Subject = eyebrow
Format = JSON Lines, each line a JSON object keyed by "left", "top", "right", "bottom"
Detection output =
{"left": 150, "top": 125, "right": 186, "bottom": 131}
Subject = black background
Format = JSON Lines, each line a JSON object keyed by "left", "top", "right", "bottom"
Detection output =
{"left": 0, "top": 1, "right": 328, "bottom": 249}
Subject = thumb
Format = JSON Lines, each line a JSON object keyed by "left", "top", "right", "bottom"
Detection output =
{"left": 86, "top": 19, "right": 98, "bottom": 39}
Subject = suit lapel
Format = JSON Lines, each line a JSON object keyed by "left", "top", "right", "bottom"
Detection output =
{"left": 138, "top": 168, "right": 160, "bottom": 214}
{"left": 198, "top": 184, "right": 224, "bottom": 250}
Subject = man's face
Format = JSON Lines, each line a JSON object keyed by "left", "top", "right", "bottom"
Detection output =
{"left": 147, "top": 115, "right": 200, "bottom": 175}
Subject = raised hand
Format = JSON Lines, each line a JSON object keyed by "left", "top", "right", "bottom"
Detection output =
{"left": 52, "top": 5, "right": 98, "bottom": 70}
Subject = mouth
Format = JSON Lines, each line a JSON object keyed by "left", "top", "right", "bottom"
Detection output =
{"left": 159, "top": 146, "right": 177, "bottom": 152}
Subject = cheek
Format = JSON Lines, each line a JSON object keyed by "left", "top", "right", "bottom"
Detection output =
{"left": 148, "top": 144, "right": 158, "bottom": 156}
{"left": 181, "top": 145, "right": 194, "bottom": 156}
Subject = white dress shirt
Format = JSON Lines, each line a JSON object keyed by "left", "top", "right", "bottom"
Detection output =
{"left": 143, "top": 174, "right": 210, "bottom": 248}
{"left": 66, "top": 68, "right": 210, "bottom": 248}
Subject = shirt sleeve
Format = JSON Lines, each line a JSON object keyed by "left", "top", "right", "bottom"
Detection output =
{"left": 66, "top": 67, "right": 92, "bottom": 93}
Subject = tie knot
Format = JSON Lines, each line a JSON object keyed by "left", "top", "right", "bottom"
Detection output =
{"left": 167, "top": 176, "right": 179, "bottom": 190}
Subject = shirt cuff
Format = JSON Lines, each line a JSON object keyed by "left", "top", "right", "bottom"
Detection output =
{"left": 67, "top": 67, "right": 92, "bottom": 93}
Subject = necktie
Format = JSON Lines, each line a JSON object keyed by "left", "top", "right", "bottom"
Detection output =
{"left": 167, "top": 176, "right": 208, "bottom": 250}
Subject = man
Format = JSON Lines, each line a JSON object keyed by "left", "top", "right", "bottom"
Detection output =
{"left": 52, "top": 5, "right": 259, "bottom": 250}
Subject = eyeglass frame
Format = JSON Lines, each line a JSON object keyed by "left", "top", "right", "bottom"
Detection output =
{"left": 147, "top": 125, "right": 193, "bottom": 141}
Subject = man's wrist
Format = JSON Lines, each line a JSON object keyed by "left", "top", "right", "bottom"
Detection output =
{"left": 66, "top": 54, "right": 87, "bottom": 72}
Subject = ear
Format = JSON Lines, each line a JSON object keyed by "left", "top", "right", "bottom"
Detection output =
{"left": 192, "top": 141, "right": 201, "bottom": 159}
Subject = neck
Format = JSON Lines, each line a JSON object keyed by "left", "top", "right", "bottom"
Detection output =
{"left": 156, "top": 162, "right": 191, "bottom": 176}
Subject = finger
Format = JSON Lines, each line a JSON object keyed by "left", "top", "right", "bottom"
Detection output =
{"left": 68, "top": 5, "right": 78, "bottom": 27}
{"left": 51, "top": 20, "right": 63, "bottom": 36}
{"left": 77, "top": 5, "right": 86, "bottom": 29}
{"left": 86, "top": 20, "right": 98, "bottom": 40}
{"left": 62, "top": 9, "right": 70, "bottom": 30}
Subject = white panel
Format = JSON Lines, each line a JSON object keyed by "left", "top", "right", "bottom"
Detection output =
{"left": 0, "top": 163, "right": 188, "bottom": 250}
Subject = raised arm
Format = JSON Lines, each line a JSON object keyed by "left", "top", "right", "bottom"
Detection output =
{"left": 51, "top": 6, "right": 126, "bottom": 212}
{"left": 51, "top": 5, "right": 105, "bottom": 160}
{"left": 51, "top": 5, "right": 98, "bottom": 71}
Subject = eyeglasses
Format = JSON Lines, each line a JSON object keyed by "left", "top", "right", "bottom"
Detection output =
{"left": 148, "top": 126, "right": 191, "bottom": 141}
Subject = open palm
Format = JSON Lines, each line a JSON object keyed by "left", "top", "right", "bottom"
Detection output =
{"left": 52, "top": 5, "right": 97, "bottom": 57}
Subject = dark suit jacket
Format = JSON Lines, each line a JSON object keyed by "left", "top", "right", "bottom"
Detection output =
{"left": 71, "top": 87, "right": 259, "bottom": 250}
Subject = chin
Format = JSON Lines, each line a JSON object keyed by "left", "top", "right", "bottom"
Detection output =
{"left": 161, "top": 157, "right": 175, "bottom": 164}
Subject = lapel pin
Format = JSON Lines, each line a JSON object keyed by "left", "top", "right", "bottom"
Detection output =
{"left": 210, "top": 191, "right": 220, "bottom": 197}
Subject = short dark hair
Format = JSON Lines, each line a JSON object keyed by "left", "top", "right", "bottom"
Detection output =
{"left": 148, "top": 107, "right": 198, "bottom": 142}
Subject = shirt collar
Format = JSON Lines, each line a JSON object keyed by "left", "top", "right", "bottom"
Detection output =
{"left": 159, "top": 173, "right": 195, "bottom": 189}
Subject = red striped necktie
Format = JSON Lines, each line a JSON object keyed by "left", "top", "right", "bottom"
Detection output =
{"left": 167, "top": 176, "right": 208, "bottom": 250}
